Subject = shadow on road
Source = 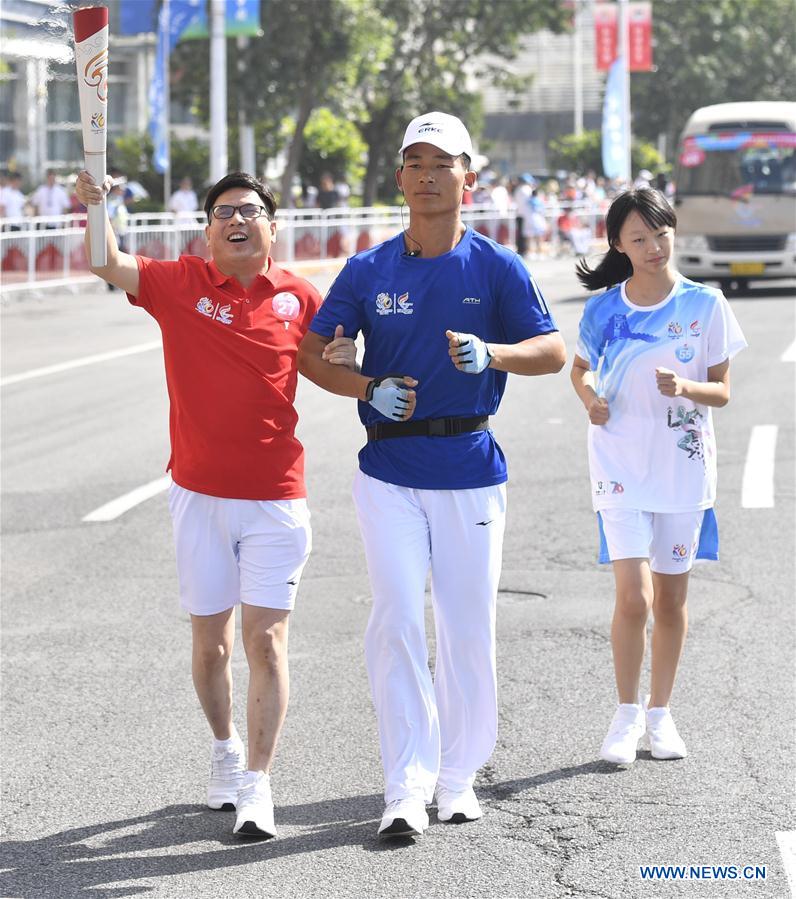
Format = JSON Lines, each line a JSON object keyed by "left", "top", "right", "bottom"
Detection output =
{"left": 0, "top": 797, "right": 383, "bottom": 898}
{"left": 481, "top": 760, "right": 622, "bottom": 801}
{"left": 0, "top": 769, "right": 617, "bottom": 896}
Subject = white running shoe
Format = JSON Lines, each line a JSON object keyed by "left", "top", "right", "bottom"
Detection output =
{"left": 435, "top": 785, "right": 483, "bottom": 824}
{"left": 377, "top": 798, "right": 429, "bottom": 838}
{"left": 646, "top": 706, "right": 688, "bottom": 759}
{"left": 233, "top": 771, "right": 277, "bottom": 838}
{"left": 207, "top": 735, "right": 246, "bottom": 810}
{"left": 599, "top": 703, "right": 645, "bottom": 764}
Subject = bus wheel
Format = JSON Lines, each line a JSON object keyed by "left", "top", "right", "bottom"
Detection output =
{"left": 718, "top": 278, "right": 735, "bottom": 293}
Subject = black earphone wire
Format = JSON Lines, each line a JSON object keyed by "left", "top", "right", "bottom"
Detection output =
{"left": 399, "top": 196, "right": 423, "bottom": 257}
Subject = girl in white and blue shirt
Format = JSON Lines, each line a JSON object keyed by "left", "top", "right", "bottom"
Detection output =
{"left": 570, "top": 188, "right": 746, "bottom": 765}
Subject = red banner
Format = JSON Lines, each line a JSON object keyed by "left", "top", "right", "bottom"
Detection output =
{"left": 594, "top": 3, "right": 618, "bottom": 71}
{"left": 628, "top": 1, "right": 653, "bottom": 71}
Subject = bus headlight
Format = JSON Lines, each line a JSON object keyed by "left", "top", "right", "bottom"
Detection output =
{"left": 676, "top": 235, "right": 709, "bottom": 253}
{"left": 786, "top": 233, "right": 796, "bottom": 251}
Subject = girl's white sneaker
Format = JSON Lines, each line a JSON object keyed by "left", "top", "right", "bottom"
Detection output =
{"left": 646, "top": 706, "right": 688, "bottom": 759}
{"left": 599, "top": 703, "right": 645, "bottom": 764}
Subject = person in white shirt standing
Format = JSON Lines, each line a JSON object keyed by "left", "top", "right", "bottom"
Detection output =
{"left": 30, "top": 170, "right": 71, "bottom": 225}
{"left": 0, "top": 173, "right": 28, "bottom": 229}
{"left": 570, "top": 188, "right": 746, "bottom": 767}
{"left": 168, "top": 176, "right": 199, "bottom": 219}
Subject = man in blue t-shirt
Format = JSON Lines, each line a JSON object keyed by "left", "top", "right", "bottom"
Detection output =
{"left": 298, "top": 112, "right": 566, "bottom": 839}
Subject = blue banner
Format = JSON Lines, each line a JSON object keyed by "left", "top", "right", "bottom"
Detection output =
{"left": 119, "top": 0, "right": 157, "bottom": 35}
{"left": 601, "top": 57, "right": 628, "bottom": 180}
{"left": 182, "top": 0, "right": 261, "bottom": 39}
{"left": 148, "top": 0, "right": 204, "bottom": 174}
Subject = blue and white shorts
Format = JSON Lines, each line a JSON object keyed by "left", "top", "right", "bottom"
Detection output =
{"left": 597, "top": 508, "right": 718, "bottom": 575}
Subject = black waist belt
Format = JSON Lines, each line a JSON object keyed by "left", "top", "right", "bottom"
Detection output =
{"left": 366, "top": 415, "right": 490, "bottom": 441}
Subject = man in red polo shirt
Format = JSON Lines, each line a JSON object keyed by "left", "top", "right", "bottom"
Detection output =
{"left": 75, "top": 170, "right": 355, "bottom": 839}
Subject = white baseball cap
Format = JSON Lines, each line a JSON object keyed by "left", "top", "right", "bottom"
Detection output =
{"left": 399, "top": 112, "right": 473, "bottom": 158}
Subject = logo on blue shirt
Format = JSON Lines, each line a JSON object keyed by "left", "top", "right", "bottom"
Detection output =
{"left": 376, "top": 291, "right": 413, "bottom": 316}
{"left": 601, "top": 313, "right": 657, "bottom": 349}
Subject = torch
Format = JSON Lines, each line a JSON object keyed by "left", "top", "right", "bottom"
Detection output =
{"left": 73, "top": 6, "right": 109, "bottom": 267}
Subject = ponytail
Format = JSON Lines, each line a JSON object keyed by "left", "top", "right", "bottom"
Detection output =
{"left": 576, "top": 246, "right": 632, "bottom": 291}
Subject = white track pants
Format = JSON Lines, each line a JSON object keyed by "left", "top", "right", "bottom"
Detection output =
{"left": 353, "top": 470, "right": 506, "bottom": 804}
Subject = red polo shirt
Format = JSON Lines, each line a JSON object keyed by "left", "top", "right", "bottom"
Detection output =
{"left": 129, "top": 255, "right": 321, "bottom": 500}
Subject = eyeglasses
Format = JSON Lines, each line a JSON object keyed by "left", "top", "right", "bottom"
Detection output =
{"left": 210, "top": 203, "right": 271, "bottom": 220}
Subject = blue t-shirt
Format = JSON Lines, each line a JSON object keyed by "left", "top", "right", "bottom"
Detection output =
{"left": 310, "top": 228, "right": 558, "bottom": 489}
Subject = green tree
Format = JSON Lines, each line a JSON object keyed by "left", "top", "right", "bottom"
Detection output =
{"left": 171, "top": 0, "right": 568, "bottom": 204}
{"left": 296, "top": 108, "right": 367, "bottom": 189}
{"left": 548, "top": 130, "right": 664, "bottom": 177}
{"left": 110, "top": 133, "right": 209, "bottom": 208}
{"left": 352, "top": 0, "right": 569, "bottom": 204}
{"left": 171, "top": 0, "right": 355, "bottom": 204}
{"left": 630, "top": 0, "right": 796, "bottom": 158}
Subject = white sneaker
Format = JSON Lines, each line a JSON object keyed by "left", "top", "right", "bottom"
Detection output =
{"left": 207, "top": 734, "right": 246, "bottom": 810}
{"left": 599, "top": 703, "right": 645, "bottom": 764}
{"left": 377, "top": 798, "right": 429, "bottom": 838}
{"left": 233, "top": 771, "right": 277, "bottom": 838}
{"left": 435, "top": 785, "right": 482, "bottom": 824}
{"left": 646, "top": 706, "right": 687, "bottom": 759}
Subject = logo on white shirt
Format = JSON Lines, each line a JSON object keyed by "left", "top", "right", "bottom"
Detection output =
{"left": 667, "top": 321, "right": 683, "bottom": 339}
{"left": 196, "top": 296, "right": 233, "bottom": 324}
{"left": 675, "top": 343, "right": 695, "bottom": 363}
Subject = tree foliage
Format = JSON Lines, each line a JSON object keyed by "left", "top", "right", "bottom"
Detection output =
{"left": 111, "top": 133, "right": 209, "bottom": 207}
{"left": 548, "top": 130, "right": 664, "bottom": 177}
{"left": 296, "top": 108, "right": 367, "bottom": 188}
{"left": 630, "top": 0, "right": 796, "bottom": 156}
{"left": 170, "top": 0, "right": 568, "bottom": 203}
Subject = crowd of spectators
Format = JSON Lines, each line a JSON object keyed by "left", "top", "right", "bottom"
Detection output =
{"left": 1, "top": 166, "right": 672, "bottom": 263}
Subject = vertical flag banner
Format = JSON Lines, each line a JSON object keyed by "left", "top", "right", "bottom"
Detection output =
{"left": 602, "top": 57, "right": 628, "bottom": 180}
{"left": 74, "top": 6, "right": 109, "bottom": 267}
{"left": 182, "top": 0, "right": 261, "bottom": 39}
{"left": 628, "top": 1, "right": 653, "bottom": 71}
{"left": 594, "top": 3, "right": 618, "bottom": 71}
{"left": 120, "top": 0, "right": 157, "bottom": 35}
{"left": 148, "top": 0, "right": 204, "bottom": 174}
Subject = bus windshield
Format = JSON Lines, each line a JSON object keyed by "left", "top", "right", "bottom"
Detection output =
{"left": 677, "top": 131, "right": 796, "bottom": 198}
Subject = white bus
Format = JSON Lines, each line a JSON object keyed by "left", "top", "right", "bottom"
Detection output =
{"left": 673, "top": 101, "right": 796, "bottom": 290}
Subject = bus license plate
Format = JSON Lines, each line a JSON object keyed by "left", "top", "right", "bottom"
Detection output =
{"left": 730, "top": 262, "right": 765, "bottom": 275}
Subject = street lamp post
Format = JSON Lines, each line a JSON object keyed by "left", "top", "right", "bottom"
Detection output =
{"left": 618, "top": 0, "right": 632, "bottom": 182}
{"left": 209, "top": 0, "right": 227, "bottom": 183}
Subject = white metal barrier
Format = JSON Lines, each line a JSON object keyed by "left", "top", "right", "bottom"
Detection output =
{"left": 0, "top": 203, "right": 604, "bottom": 293}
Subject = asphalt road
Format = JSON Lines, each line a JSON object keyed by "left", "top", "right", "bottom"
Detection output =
{"left": 1, "top": 258, "right": 794, "bottom": 899}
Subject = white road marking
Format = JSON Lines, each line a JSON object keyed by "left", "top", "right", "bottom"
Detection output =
{"left": 782, "top": 339, "right": 796, "bottom": 362}
{"left": 0, "top": 340, "right": 161, "bottom": 388}
{"left": 83, "top": 476, "right": 171, "bottom": 522}
{"left": 776, "top": 832, "right": 796, "bottom": 897}
{"left": 546, "top": 417, "right": 564, "bottom": 425}
{"left": 741, "top": 425, "right": 778, "bottom": 508}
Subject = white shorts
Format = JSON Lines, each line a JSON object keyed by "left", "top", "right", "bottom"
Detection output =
{"left": 168, "top": 483, "right": 312, "bottom": 616}
{"left": 597, "top": 508, "right": 707, "bottom": 575}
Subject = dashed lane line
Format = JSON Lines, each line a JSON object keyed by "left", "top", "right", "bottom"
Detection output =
{"left": 0, "top": 340, "right": 161, "bottom": 388}
{"left": 83, "top": 476, "right": 171, "bottom": 522}
{"left": 782, "top": 339, "right": 796, "bottom": 363}
{"left": 741, "top": 425, "right": 778, "bottom": 509}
